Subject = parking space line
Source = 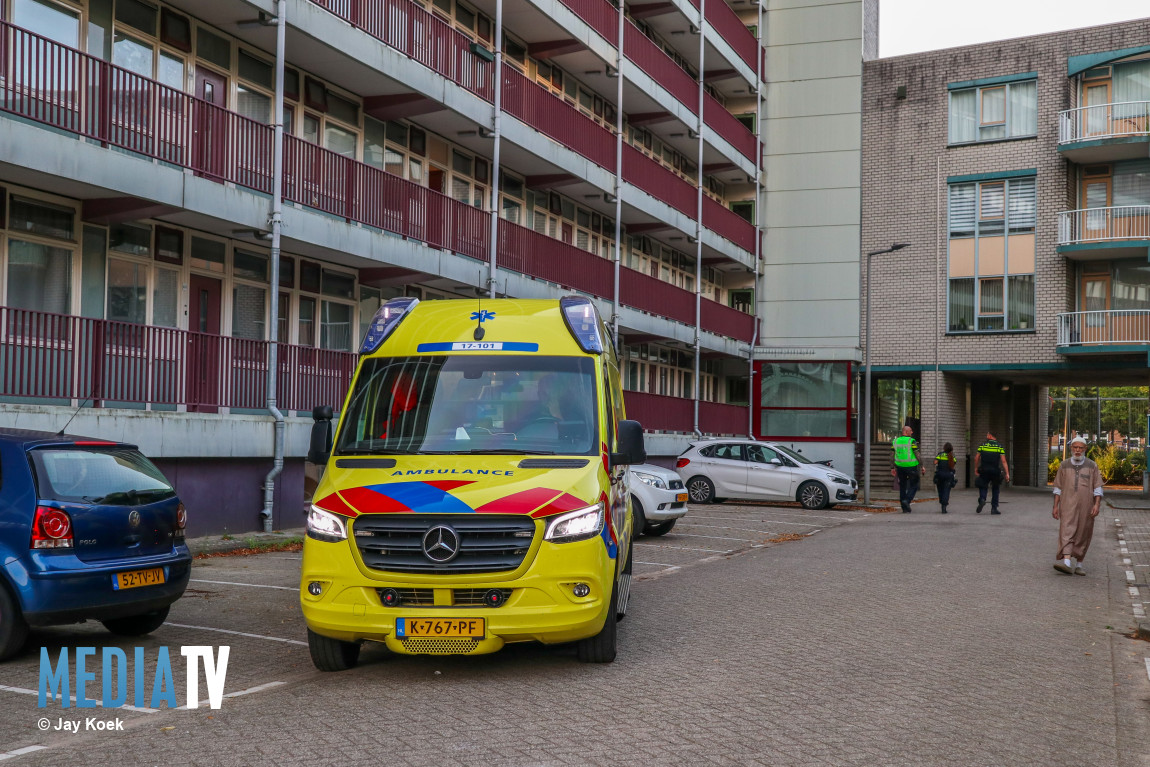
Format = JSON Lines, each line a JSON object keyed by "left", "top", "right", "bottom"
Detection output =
{"left": 175, "top": 680, "right": 288, "bottom": 709}
{"left": 679, "top": 521, "right": 821, "bottom": 534}
{"left": 634, "top": 560, "right": 681, "bottom": 567}
{"left": 635, "top": 543, "right": 730, "bottom": 553}
{"left": 0, "top": 746, "right": 48, "bottom": 761}
{"left": 688, "top": 509, "right": 867, "bottom": 522}
{"left": 0, "top": 684, "right": 160, "bottom": 713}
{"left": 163, "top": 622, "right": 308, "bottom": 647}
{"left": 670, "top": 532, "right": 766, "bottom": 543}
{"left": 190, "top": 579, "right": 296, "bottom": 591}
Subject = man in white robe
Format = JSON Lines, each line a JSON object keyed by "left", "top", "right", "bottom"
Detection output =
{"left": 1051, "top": 436, "right": 1103, "bottom": 576}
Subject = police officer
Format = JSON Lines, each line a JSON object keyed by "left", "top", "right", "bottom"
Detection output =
{"left": 890, "top": 425, "right": 926, "bottom": 513}
{"left": 975, "top": 430, "right": 1010, "bottom": 514}
{"left": 933, "top": 442, "right": 956, "bottom": 514}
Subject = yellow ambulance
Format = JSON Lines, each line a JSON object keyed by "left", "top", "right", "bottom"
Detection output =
{"left": 300, "top": 297, "right": 645, "bottom": 670}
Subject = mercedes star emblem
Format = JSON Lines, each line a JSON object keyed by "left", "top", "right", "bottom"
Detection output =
{"left": 421, "top": 524, "right": 460, "bottom": 563}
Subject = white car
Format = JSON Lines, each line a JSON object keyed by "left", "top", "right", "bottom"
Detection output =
{"left": 628, "top": 463, "right": 689, "bottom": 537}
{"left": 675, "top": 439, "right": 857, "bottom": 510}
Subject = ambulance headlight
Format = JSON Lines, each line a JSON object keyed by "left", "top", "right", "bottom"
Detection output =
{"left": 544, "top": 504, "right": 604, "bottom": 543}
{"left": 307, "top": 506, "right": 348, "bottom": 542}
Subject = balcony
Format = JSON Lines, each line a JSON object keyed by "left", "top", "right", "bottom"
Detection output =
{"left": 0, "top": 307, "right": 357, "bottom": 412}
{"left": 0, "top": 19, "right": 755, "bottom": 343}
{"left": 309, "top": 0, "right": 494, "bottom": 101}
{"left": 1057, "top": 102, "right": 1150, "bottom": 163}
{"left": 624, "top": 391, "right": 749, "bottom": 435}
{"left": 1057, "top": 310, "right": 1150, "bottom": 353}
{"left": 1056, "top": 206, "right": 1150, "bottom": 258}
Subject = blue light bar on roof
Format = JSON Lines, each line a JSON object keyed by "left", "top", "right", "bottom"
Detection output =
{"left": 560, "top": 296, "right": 604, "bottom": 354}
{"left": 360, "top": 297, "right": 419, "bottom": 354}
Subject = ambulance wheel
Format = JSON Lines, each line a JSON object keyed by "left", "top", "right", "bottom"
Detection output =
{"left": 101, "top": 606, "right": 169, "bottom": 637}
{"left": 308, "top": 629, "right": 361, "bottom": 672}
{"left": 0, "top": 581, "right": 29, "bottom": 661}
{"left": 577, "top": 574, "right": 618, "bottom": 663}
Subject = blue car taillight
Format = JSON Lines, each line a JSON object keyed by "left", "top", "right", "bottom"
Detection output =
{"left": 31, "top": 506, "right": 73, "bottom": 549}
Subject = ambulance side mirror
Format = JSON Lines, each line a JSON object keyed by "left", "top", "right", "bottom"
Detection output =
{"left": 611, "top": 420, "right": 646, "bottom": 467}
{"left": 308, "top": 405, "right": 334, "bottom": 464}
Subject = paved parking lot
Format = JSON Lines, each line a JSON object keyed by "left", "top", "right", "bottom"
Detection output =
{"left": 2, "top": 494, "right": 1147, "bottom": 766}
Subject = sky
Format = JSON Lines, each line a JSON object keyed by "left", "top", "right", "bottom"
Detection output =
{"left": 880, "top": 0, "right": 1150, "bottom": 58}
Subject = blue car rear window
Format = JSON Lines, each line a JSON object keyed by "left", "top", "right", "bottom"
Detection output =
{"left": 30, "top": 448, "right": 175, "bottom": 505}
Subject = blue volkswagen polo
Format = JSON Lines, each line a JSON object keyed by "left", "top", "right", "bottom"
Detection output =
{"left": 0, "top": 429, "right": 191, "bottom": 660}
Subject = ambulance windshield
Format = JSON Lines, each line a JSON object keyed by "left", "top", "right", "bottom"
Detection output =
{"left": 334, "top": 355, "right": 599, "bottom": 457}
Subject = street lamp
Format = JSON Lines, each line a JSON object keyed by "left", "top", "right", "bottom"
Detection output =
{"left": 863, "top": 243, "right": 910, "bottom": 507}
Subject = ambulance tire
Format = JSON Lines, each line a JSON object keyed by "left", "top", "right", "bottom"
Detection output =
{"left": 101, "top": 606, "right": 169, "bottom": 637}
{"left": 0, "top": 581, "right": 29, "bottom": 661}
{"left": 577, "top": 572, "right": 618, "bottom": 663}
{"left": 308, "top": 629, "right": 361, "bottom": 672}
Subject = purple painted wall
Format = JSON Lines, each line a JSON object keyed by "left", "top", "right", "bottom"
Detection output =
{"left": 151, "top": 458, "right": 306, "bottom": 536}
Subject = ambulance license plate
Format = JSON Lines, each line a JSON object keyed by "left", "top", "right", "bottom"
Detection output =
{"left": 113, "top": 568, "right": 165, "bottom": 590}
{"left": 676, "top": 493, "right": 688, "bottom": 502}
{"left": 396, "top": 617, "right": 485, "bottom": 638}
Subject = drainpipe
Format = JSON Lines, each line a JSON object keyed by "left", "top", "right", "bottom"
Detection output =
{"left": 747, "top": 0, "right": 763, "bottom": 441}
{"left": 692, "top": 0, "right": 705, "bottom": 439}
{"left": 487, "top": 0, "right": 503, "bottom": 297}
{"left": 261, "top": 0, "right": 287, "bottom": 532}
{"left": 611, "top": 0, "right": 624, "bottom": 347}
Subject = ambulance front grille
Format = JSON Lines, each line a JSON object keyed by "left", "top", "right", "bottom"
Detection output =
{"left": 353, "top": 515, "right": 537, "bottom": 574}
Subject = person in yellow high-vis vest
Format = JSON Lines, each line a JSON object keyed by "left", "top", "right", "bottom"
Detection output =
{"left": 890, "top": 425, "right": 926, "bottom": 513}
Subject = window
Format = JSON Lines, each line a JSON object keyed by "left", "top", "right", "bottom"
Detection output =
{"left": 947, "top": 177, "right": 1036, "bottom": 331}
{"left": 7, "top": 240, "right": 72, "bottom": 314}
{"left": 13, "top": 0, "right": 80, "bottom": 47}
{"left": 755, "top": 362, "right": 852, "bottom": 440}
{"left": 948, "top": 79, "right": 1037, "bottom": 144}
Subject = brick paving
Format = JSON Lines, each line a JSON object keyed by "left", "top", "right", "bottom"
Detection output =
{"left": 2, "top": 491, "right": 1148, "bottom": 765}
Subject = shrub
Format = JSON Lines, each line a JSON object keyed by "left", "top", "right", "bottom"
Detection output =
{"left": 1130, "top": 450, "right": 1147, "bottom": 474}
{"left": 1048, "top": 455, "right": 1061, "bottom": 484}
{"left": 1117, "top": 458, "right": 1135, "bottom": 485}
{"left": 1095, "top": 444, "right": 1120, "bottom": 484}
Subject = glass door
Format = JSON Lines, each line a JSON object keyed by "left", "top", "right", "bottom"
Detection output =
{"left": 1083, "top": 80, "right": 1112, "bottom": 137}
{"left": 1082, "top": 176, "right": 1112, "bottom": 240}
{"left": 1081, "top": 274, "right": 1111, "bottom": 343}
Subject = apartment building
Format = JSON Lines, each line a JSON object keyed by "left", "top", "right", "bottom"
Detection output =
{"left": 862, "top": 17, "right": 1150, "bottom": 488}
{"left": 0, "top": 0, "right": 864, "bottom": 533}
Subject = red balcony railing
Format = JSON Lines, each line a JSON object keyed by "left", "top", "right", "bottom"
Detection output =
{"left": 559, "top": 0, "right": 619, "bottom": 43}
{"left": 701, "top": 299, "right": 755, "bottom": 342}
{"left": 498, "top": 219, "right": 615, "bottom": 297}
{"left": 704, "top": 92, "right": 756, "bottom": 163}
{"left": 0, "top": 307, "right": 357, "bottom": 412}
{"left": 620, "top": 269, "right": 695, "bottom": 325}
{"left": 703, "top": 0, "right": 759, "bottom": 73}
{"left": 624, "top": 391, "right": 748, "bottom": 435}
{"left": 623, "top": 21, "right": 698, "bottom": 115}
{"left": 699, "top": 400, "right": 749, "bottom": 435}
{"left": 701, "top": 196, "right": 756, "bottom": 253}
{"left": 622, "top": 144, "right": 697, "bottom": 217}
{"left": 309, "top": 0, "right": 494, "bottom": 101}
{"left": 502, "top": 67, "right": 617, "bottom": 171}
{"left": 1, "top": 20, "right": 757, "bottom": 341}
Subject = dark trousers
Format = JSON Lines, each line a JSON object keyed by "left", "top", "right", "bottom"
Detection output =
{"left": 934, "top": 470, "right": 955, "bottom": 507}
{"left": 896, "top": 466, "right": 920, "bottom": 509}
{"left": 976, "top": 470, "right": 1001, "bottom": 509}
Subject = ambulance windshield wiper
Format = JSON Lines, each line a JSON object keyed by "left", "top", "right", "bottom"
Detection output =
{"left": 459, "top": 449, "right": 557, "bottom": 455}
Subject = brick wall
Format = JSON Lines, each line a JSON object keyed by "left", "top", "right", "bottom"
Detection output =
{"left": 861, "top": 18, "right": 1150, "bottom": 367}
